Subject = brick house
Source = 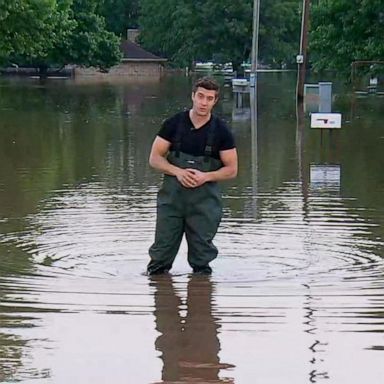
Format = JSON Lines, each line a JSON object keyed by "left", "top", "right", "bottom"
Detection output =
{"left": 75, "top": 30, "right": 167, "bottom": 78}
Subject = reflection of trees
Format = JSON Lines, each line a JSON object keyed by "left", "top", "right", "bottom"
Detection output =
{"left": 306, "top": 93, "right": 384, "bottom": 245}
{"left": 150, "top": 275, "right": 234, "bottom": 383}
{"left": 0, "top": 79, "right": 164, "bottom": 218}
{"left": 223, "top": 72, "right": 299, "bottom": 218}
{"left": 0, "top": 286, "right": 48, "bottom": 382}
{"left": 225, "top": 71, "right": 384, "bottom": 250}
{"left": 1, "top": 73, "right": 383, "bottom": 247}
{"left": 0, "top": 81, "right": 119, "bottom": 218}
{"left": 256, "top": 73, "right": 299, "bottom": 190}
{"left": 0, "top": 243, "right": 33, "bottom": 275}
{"left": 0, "top": 245, "right": 28, "bottom": 382}
{"left": 0, "top": 332, "right": 25, "bottom": 382}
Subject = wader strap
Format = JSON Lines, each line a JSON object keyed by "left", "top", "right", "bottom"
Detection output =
{"left": 174, "top": 115, "right": 184, "bottom": 158}
{"left": 204, "top": 116, "right": 217, "bottom": 162}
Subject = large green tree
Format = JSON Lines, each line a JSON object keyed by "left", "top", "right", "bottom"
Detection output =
{"left": 0, "top": 0, "right": 121, "bottom": 71}
{"left": 138, "top": 0, "right": 301, "bottom": 69}
{"left": 53, "top": 0, "right": 122, "bottom": 70}
{"left": 139, "top": 0, "right": 251, "bottom": 67}
{"left": 138, "top": 0, "right": 185, "bottom": 65}
{"left": 0, "top": 0, "right": 73, "bottom": 63}
{"left": 310, "top": 0, "right": 384, "bottom": 76}
{"left": 198, "top": 0, "right": 253, "bottom": 68}
{"left": 97, "top": 0, "right": 139, "bottom": 36}
{"left": 259, "top": 0, "right": 301, "bottom": 67}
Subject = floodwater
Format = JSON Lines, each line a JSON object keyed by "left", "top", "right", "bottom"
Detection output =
{"left": 0, "top": 73, "right": 383, "bottom": 383}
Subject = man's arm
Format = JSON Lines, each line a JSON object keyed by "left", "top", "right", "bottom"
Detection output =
{"left": 149, "top": 136, "right": 198, "bottom": 188}
{"left": 149, "top": 136, "right": 178, "bottom": 176}
{"left": 208, "top": 148, "right": 238, "bottom": 181}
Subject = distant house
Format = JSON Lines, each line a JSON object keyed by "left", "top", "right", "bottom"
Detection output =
{"left": 75, "top": 30, "right": 167, "bottom": 79}
{"left": 118, "top": 39, "right": 167, "bottom": 76}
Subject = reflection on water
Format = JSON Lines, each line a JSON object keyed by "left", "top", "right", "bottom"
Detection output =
{"left": 0, "top": 73, "right": 384, "bottom": 383}
{"left": 150, "top": 275, "right": 234, "bottom": 383}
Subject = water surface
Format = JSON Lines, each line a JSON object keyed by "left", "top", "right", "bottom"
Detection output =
{"left": 0, "top": 74, "right": 383, "bottom": 383}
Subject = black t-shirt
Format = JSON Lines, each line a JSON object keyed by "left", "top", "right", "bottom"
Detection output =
{"left": 157, "top": 111, "right": 235, "bottom": 159}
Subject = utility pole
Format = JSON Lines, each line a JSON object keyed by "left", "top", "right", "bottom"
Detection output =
{"left": 250, "top": 0, "right": 261, "bottom": 87}
{"left": 296, "top": 0, "right": 311, "bottom": 100}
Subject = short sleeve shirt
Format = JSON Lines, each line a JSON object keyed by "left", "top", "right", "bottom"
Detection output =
{"left": 157, "top": 111, "right": 235, "bottom": 160}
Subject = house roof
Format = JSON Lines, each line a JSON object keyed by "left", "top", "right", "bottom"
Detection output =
{"left": 120, "top": 40, "right": 167, "bottom": 62}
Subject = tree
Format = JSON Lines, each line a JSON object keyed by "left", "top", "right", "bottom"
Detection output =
{"left": 139, "top": 0, "right": 252, "bottom": 68}
{"left": 138, "top": 0, "right": 183, "bottom": 65}
{"left": 97, "top": 0, "right": 139, "bottom": 36}
{"left": 198, "top": 0, "right": 253, "bottom": 69}
{"left": 138, "top": 0, "right": 301, "bottom": 69}
{"left": 259, "top": 0, "right": 301, "bottom": 68}
{"left": 0, "top": 0, "right": 122, "bottom": 71}
{"left": 0, "top": 0, "right": 73, "bottom": 63}
{"left": 310, "top": 0, "right": 384, "bottom": 76}
{"left": 53, "top": 0, "right": 122, "bottom": 70}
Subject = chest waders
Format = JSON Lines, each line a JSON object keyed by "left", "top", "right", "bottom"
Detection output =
{"left": 148, "top": 117, "right": 223, "bottom": 274}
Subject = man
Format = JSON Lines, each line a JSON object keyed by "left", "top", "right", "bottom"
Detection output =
{"left": 147, "top": 77, "right": 238, "bottom": 275}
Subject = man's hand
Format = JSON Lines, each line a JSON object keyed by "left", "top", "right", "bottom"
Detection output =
{"left": 176, "top": 168, "right": 208, "bottom": 188}
{"left": 186, "top": 168, "right": 209, "bottom": 187}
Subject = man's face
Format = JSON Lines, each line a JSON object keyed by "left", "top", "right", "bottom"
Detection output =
{"left": 191, "top": 87, "right": 218, "bottom": 117}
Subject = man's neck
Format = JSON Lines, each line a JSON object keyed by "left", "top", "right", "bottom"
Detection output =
{"left": 189, "top": 109, "right": 211, "bottom": 129}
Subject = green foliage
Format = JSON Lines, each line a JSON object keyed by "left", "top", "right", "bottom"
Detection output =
{"left": 0, "top": 0, "right": 121, "bottom": 70}
{"left": 138, "top": 0, "right": 301, "bottom": 69}
{"left": 139, "top": 0, "right": 250, "bottom": 67}
{"left": 0, "top": 0, "right": 73, "bottom": 63}
{"left": 0, "top": 0, "right": 304, "bottom": 71}
{"left": 138, "top": 0, "right": 184, "bottom": 66}
{"left": 310, "top": 0, "right": 384, "bottom": 76}
{"left": 97, "top": 0, "right": 139, "bottom": 36}
{"left": 201, "top": 1, "right": 253, "bottom": 68}
{"left": 259, "top": 0, "right": 301, "bottom": 67}
{"left": 53, "top": 0, "right": 122, "bottom": 70}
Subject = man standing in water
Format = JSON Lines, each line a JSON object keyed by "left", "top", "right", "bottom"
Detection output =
{"left": 147, "top": 77, "right": 238, "bottom": 275}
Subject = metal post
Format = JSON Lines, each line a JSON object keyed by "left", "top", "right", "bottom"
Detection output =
{"left": 297, "top": 0, "right": 310, "bottom": 100}
{"left": 250, "top": 86, "right": 258, "bottom": 217}
{"left": 250, "top": 0, "right": 260, "bottom": 87}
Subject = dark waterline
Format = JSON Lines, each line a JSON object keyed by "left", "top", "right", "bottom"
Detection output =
{"left": 0, "top": 73, "right": 383, "bottom": 383}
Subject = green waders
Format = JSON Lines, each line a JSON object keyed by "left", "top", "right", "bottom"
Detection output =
{"left": 148, "top": 150, "right": 223, "bottom": 275}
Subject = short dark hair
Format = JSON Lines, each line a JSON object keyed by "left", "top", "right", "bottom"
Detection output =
{"left": 192, "top": 77, "right": 220, "bottom": 96}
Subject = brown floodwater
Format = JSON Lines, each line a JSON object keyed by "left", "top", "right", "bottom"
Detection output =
{"left": 0, "top": 73, "right": 383, "bottom": 383}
